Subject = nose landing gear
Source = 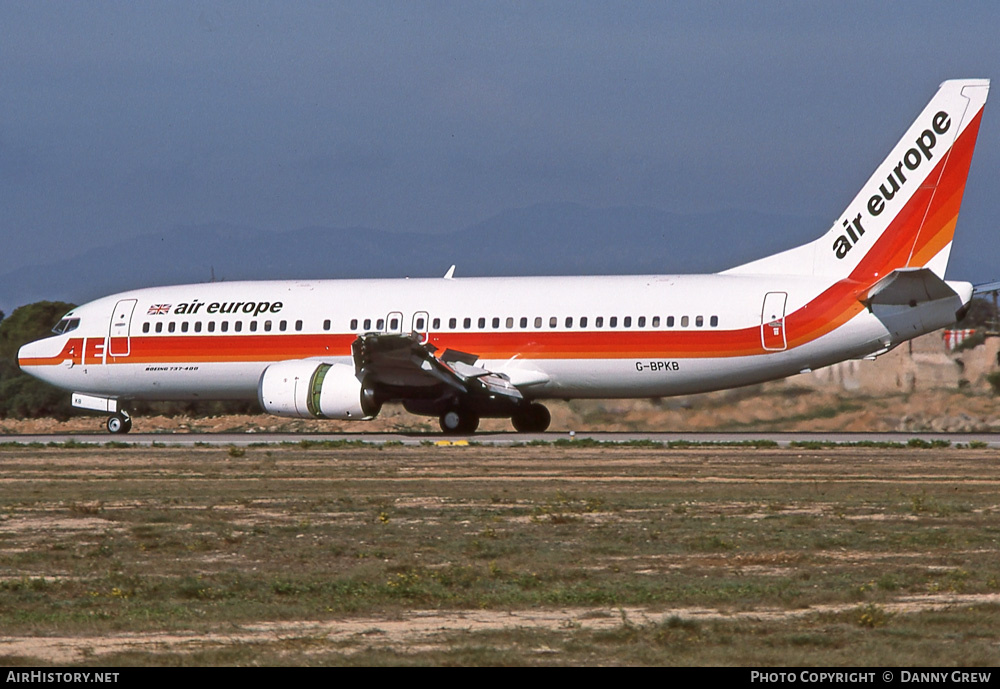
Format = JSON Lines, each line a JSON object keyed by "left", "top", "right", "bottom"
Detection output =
{"left": 106, "top": 411, "right": 132, "bottom": 434}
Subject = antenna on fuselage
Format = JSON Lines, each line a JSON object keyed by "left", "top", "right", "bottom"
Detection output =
{"left": 443, "top": 265, "right": 456, "bottom": 280}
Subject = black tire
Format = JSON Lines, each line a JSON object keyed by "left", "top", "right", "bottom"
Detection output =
{"left": 106, "top": 412, "right": 132, "bottom": 434}
{"left": 511, "top": 403, "right": 550, "bottom": 433}
{"left": 439, "top": 409, "right": 479, "bottom": 434}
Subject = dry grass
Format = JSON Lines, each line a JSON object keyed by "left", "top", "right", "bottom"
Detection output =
{"left": 1, "top": 443, "right": 999, "bottom": 665}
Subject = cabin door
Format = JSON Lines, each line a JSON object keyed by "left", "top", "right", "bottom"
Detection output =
{"left": 760, "top": 292, "right": 788, "bottom": 351}
{"left": 107, "top": 299, "right": 137, "bottom": 359}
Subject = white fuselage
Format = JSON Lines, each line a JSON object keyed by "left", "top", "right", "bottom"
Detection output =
{"left": 18, "top": 271, "right": 950, "bottom": 404}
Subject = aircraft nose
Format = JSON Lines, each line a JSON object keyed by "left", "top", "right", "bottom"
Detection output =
{"left": 17, "top": 337, "right": 67, "bottom": 373}
{"left": 18, "top": 339, "right": 44, "bottom": 369}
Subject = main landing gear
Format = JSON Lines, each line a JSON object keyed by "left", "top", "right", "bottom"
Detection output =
{"left": 106, "top": 411, "right": 132, "bottom": 434}
{"left": 511, "top": 402, "right": 551, "bottom": 433}
{"left": 437, "top": 402, "right": 552, "bottom": 434}
{"left": 439, "top": 409, "right": 480, "bottom": 434}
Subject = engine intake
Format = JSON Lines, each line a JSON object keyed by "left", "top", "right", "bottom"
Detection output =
{"left": 258, "top": 360, "right": 380, "bottom": 420}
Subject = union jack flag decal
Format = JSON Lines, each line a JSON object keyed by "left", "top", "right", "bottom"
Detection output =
{"left": 147, "top": 304, "right": 172, "bottom": 315}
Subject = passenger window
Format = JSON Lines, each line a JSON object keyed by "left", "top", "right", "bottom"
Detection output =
{"left": 264, "top": 321, "right": 272, "bottom": 332}
{"left": 534, "top": 317, "right": 542, "bottom": 328}
{"left": 169, "top": 322, "right": 176, "bottom": 333}
{"left": 235, "top": 321, "right": 243, "bottom": 332}
{"left": 478, "top": 317, "right": 485, "bottom": 329}
{"left": 667, "top": 316, "right": 675, "bottom": 327}
{"left": 221, "top": 322, "right": 229, "bottom": 332}
{"left": 182, "top": 322, "right": 189, "bottom": 333}
{"left": 549, "top": 317, "right": 557, "bottom": 328}
{"left": 492, "top": 317, "right": 500, "bottom": 329}
{"left": 376, "top": 319, "right": 384, "bottom": 330}
{"left": 155, "top": 322, "right": 163, "bottom": 333}
{"left": 580, "top": 316, "right": 588, "bottom": 328}
{"left": 610, "top": 317, "right": 618, "bottom": 328}
{"left": 363, "top": 318, "right": 372, "bottom": 330}
{"left": 195, "top": 322, "right": 202, "bottom": 333}
{"left": 710, "top": 315, "right": 719, "bottom": 327}
{"left": 696, "top": 316, "right": 704, "bottom": 327}
{"left": 652, "top": 316, "right": 660, "bottom": 327}
{"left": 416, "top": 317, "right": 425, "bottom": 330}
{"left": 506, "top": 317, "right": 514, "bottom": 329}
{"left": 432, "top": 318, "right": 441, "bottom": 329}
{"left": 389, "top": 318, "right": 398, "bottom": 330}
{"left": 638, "top": 316, "right": 646, "bottom": 327}
{"left": 596, "top": 317, "right": 604, "bottom": 328}
{"left": 250, "top": 321, "right": 257, "bottom": 332}
{"left": 623, "top": 317, "right": 631, "bottom": 328}
{"left": 681, "top": 316, "right": 689, "bottom": 327}
{"left": 208, "top": 322, "right": 215, "bottom": 333}
{"left": 464, "top": 317, "right": 471, "bottom": 329}
{"left": 279, "top": 320, "right": 287, "bottom": 332}
{"left": 143, "top": 323, "right": 150, "bottom": 333}
{"left": 449, "top": 318, "right": 457, "bottom": 329}
{"left": 520, "top": 317, "right": 528, "bottom": 328}
{"left": 565, "top": 317, "right": 573, "bottom": 328}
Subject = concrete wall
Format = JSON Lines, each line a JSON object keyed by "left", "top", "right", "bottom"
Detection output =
{"left": 778, "top": 332, "right": 1000, "bottom": 394}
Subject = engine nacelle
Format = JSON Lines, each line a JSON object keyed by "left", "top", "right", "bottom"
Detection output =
{"left": 258, "top": 360, "right": 380, "bottom": 420}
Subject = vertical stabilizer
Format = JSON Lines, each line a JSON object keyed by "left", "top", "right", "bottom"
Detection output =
{"left": 725, "top": 79, "right": 989, "bottom": 280}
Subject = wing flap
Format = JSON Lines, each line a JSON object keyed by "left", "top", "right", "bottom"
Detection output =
{"left": 352, "top": 332, "right": 523, "bottom": 401}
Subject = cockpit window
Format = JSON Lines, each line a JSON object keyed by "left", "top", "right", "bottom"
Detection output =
{"left": 51, "top": 318, "right": 81, "bottom": 335}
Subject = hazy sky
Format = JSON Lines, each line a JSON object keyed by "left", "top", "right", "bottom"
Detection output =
{"left": 2, "top": 2, "right": 998, "bottom": 278}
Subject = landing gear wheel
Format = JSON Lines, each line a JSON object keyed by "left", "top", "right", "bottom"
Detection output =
{"left": 439, "top": 409, "right": 479, "bottom": 434}
{"left": 511, "top": 403, "right": 551, "bottom": 433}
{"left": 106, "top": 412, "right": 132, "bottom": 434}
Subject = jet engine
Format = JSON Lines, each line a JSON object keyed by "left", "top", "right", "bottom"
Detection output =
{"left": 258, "top": 360, "right": 380, "bottom": 419}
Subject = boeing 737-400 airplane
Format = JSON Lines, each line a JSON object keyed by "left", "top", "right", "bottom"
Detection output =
{"left": 18, "top": 79, "right": 990, "bottom": 434}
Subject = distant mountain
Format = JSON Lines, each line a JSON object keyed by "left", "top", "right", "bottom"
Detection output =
{"left": 0, "top": 203, "right": 824, "bottom": 313}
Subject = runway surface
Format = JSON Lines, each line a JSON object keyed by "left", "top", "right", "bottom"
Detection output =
{"left": 3, "top": 430, "right": 1000, "bottom": 447}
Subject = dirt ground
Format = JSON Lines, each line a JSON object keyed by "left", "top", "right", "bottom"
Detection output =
{"left": 2, "top": 444, "right": 999, "bottom": 665}
{"left": 5, "top": 596, "right": 999, "bottom": 665}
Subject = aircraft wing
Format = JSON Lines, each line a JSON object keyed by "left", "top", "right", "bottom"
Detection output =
{"left": 351, "top": 332, "right": 524, "bottom": 401}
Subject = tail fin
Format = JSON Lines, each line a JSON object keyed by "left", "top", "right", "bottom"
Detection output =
{"left": 725, "top": 79, "right": 989, "bottom": 280}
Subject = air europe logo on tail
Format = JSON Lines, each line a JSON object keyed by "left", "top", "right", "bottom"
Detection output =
{"left": 832, "top": 110, "right": 952, "bottom": 259}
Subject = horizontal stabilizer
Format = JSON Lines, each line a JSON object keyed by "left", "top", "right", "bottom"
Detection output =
{"left": 861, "top": 268, "right": 971, "bottom": 346}
{"left": 973, "top": 279, "right": 1000, "bottom": 295}
{"left": 862, "top": 268, "right": 958, "bottom": 307}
